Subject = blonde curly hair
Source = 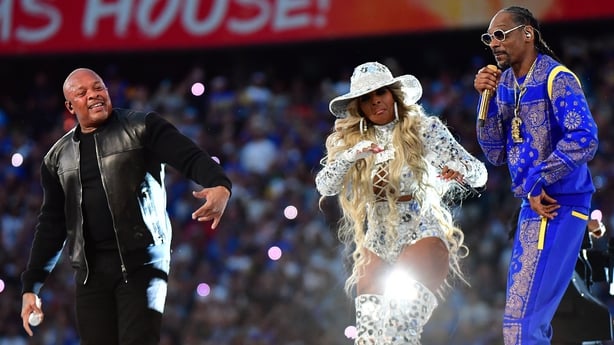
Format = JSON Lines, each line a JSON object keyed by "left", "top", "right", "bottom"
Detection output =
{"left": 319, "top": 83, "right": 468, "bottom": 296}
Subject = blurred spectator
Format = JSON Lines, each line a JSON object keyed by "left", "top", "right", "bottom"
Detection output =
{"left": 238, "top": 115, "right": 279, "bottom": 175}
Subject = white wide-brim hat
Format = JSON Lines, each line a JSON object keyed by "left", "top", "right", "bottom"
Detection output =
{"left": 329, "top": 61, "right": 422, "bottom": 118}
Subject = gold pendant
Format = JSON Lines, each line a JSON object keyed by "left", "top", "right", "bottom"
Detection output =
{"left": 511, "top": 116, "right": 523, "bottom": 143}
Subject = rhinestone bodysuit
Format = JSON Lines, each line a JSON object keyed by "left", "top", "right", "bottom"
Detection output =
{"left": 315, "top": 116, "right": 488, "bottom": 262}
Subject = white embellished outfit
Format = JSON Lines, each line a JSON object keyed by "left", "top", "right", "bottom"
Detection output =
{"left": 316, "top": 115, "right": 487, "bottom": 344}
{"left": 317, "top": 116, "right": 487, "bottom": 260}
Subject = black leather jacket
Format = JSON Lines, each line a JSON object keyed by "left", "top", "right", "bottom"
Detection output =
{"left": 22, "top": 109, "right": 231, "bottom": 293}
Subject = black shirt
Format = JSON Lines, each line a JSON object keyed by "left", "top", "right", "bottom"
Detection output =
{"left": 79, "top": 131, "right": 116, "bottom": 251}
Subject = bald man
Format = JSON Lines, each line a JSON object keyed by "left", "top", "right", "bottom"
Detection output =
{"left": 20, "top": 68, "right": 232, "bottom": 344}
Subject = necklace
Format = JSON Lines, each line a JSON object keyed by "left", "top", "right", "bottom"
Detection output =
{"left": 511, "top": 57, "right": 537, "bottom": 144}
{"left": 373, "top": 122, "right": 396, "bottom": 164}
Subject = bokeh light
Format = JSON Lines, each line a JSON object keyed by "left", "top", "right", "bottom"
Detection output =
{"left": 594, "top": 175, "right": 606, "bottom": 189}
{"left": 268, "top": 246, "right": 282, "bottom": 260}
{"left": 344, "top": 325, "right": 357, "bottom": 339}
{"left": 283, "top": 205, "right": 298, "bottom": 220}
{"left": 211, "top": 156, "right": 220, "bottom": 164}
{"left": 0, "top": 279, "right": 5, "bottom": 293}
{"left": 191, "top": 82, "right": 205, "bottom": 96}
{"left": 11, "top": 153, "right": 23, "bottom": 167}
{"left": 196, "top": 282, "right": 211, "bottom": 297}
{"left": 591, "top": 209, "right": 602, "bottom": 221}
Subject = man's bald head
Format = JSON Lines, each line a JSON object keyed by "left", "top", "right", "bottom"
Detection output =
{"left": 63, "top": 68, "right": 103, "bottom": 100}
{"left": 62, "top": 68, "right": 112, "bottom": 133}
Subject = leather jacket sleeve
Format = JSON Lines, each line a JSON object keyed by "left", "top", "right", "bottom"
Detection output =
{"left": 21, "top": 163, "right": 68, "bottom": 294}
{"left": 144, "top": 112, "right": 232, "bottom": 193}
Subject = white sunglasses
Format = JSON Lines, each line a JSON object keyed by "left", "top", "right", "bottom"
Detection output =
{"left": 481, "top": 24, "right": 525, "bottom": 45}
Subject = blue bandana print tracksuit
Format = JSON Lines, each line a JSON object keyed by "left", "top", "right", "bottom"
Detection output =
{"left": 477, "top": 54, "right": 599, "bottom": 344}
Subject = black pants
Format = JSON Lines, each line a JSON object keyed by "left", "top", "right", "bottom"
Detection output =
{"left": 75, "top": 250, "right": 168, "bottom": 345}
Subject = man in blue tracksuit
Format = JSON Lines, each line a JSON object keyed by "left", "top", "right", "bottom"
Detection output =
{"left": 473, "top": 6, "right": 598, "bottom": 344}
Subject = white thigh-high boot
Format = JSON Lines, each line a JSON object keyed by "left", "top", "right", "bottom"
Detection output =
{"left": 354, "top": 281, "right": 437, "bottom": 345}
{"left": 354, "top": 294, "right": 383, "bottom": 344}
{"left": 381, "top": 279, "right": 438, "bottom": 345}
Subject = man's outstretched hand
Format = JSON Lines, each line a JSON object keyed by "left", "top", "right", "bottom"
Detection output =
{"left": 192, "top": 186, "right": 230, "bottom": 229}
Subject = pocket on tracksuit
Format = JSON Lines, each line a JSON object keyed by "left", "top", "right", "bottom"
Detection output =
{"left": 537, "top": 209, "right": 588, "bottom": 250}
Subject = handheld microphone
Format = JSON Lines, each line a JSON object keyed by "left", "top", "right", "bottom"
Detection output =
{"left": 478, "top": 64, "right": 498, "bottom": 127}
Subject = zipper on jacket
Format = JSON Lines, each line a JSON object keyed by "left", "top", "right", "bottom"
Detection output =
{"left": 76, "top": 143, "right": 91, "bottom": 285}
{"left": 94, "top": 134, "right": 129, "bottom": 283}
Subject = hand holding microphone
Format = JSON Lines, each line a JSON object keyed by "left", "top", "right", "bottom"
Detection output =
{"left": 28, "top": 296, "right": 43, "bottom": 326}
{"left": 476, "top": 64, "right": 499, "bottom": 127}
{"left": 21, "top": 293, "right": 43, "bottom": 336}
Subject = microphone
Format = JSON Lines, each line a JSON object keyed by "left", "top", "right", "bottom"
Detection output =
{"left": 478, "top": 64, "right": 498, "bottom": 127}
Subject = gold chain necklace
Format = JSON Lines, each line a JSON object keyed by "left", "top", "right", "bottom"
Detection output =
{"left": 511, "top": 58, "right": 537, "bottom": 144}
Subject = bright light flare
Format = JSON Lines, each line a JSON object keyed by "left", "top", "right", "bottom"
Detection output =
{"left": 384, "top": 269, "right": 418, "bottom": 300}
{"left": 211, "top": 156, "right": 220, "bottom": 164}
{"left": 0, "top": 279, "right": 5, "bottom": 293}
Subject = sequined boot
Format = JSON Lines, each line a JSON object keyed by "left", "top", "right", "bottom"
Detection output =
{"left": 354, "top": 294, "right": 383, "bottom": 345}
{"left": 381, "top": 279, "right": 438, "bottom": 345}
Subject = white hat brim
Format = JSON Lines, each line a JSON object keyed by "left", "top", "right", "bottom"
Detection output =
{"left": 329, "top": 74, "right": 422, "bottom": 118}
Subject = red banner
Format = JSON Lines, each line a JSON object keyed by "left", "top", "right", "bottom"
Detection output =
{"left": 1, "top": 0, "right": 613, "bottom": 55}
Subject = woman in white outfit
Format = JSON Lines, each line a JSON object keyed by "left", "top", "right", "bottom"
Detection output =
{"left": 315, "top": 61, "right": 488, "bottom": 344}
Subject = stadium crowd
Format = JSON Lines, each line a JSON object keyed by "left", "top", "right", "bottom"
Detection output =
{"left": 1, "top": 28, "right": 614, "bottom": 345}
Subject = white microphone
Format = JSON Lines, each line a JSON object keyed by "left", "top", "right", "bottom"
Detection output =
{"left": 28, "top": 296, "right": 43, "bottom": 327}
{"left": 478, "top": 64, "right": 498, "bottom": 127}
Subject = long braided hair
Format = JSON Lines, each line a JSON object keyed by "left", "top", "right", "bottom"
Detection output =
{"left": 502, "top": 6, "right": 560, "bottom": 62}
